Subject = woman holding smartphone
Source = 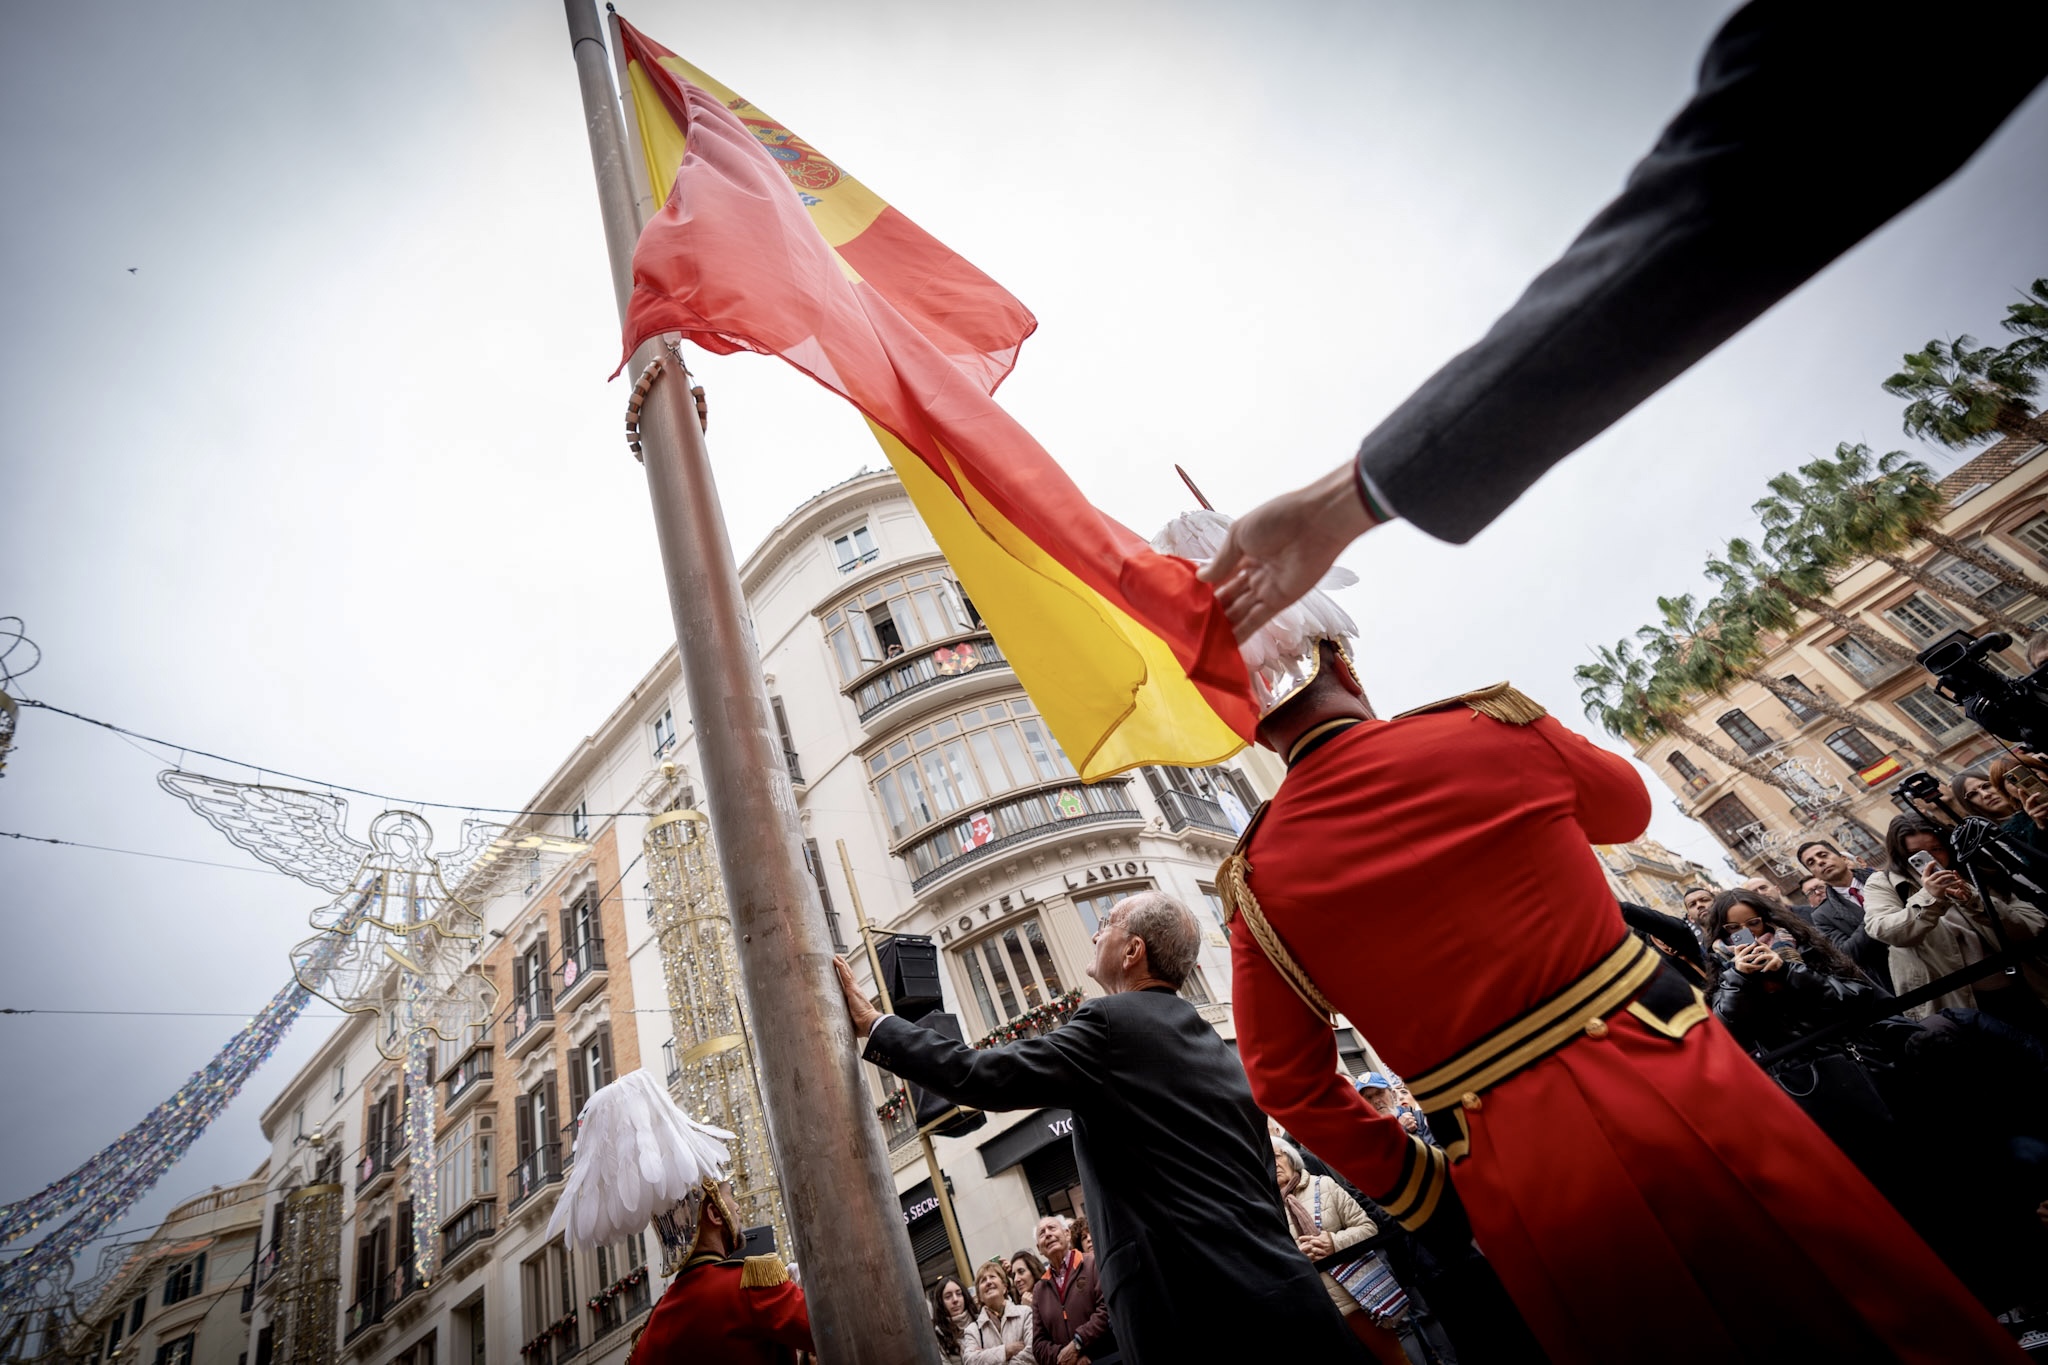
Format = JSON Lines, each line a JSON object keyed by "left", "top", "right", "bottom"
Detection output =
{"left": 1705, "top": 890, "right": 1902, "bottom": 1171}
{"left": 1865, "top": 817, "right": 2048, "bottom": 1042}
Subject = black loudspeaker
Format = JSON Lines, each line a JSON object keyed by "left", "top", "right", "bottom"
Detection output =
{"left": 878, "top": 934, "right": 943, "bottom": 1018}
{"left": 907, "top": 1012, "right": 988, "bottom": 1139}
{"left": 740, "top": 1224, "right": 777, "bottom": 1259}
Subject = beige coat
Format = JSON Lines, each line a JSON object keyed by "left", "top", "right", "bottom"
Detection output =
{"left": 1283, "top": 1170, "right": 1377, "bottom": 1314}
{"left": 1861, "top": 869, "right": 2048, "bottom": 1018}
{"left": 962, "top": 1300, "right": 1034, "bottom": 1365}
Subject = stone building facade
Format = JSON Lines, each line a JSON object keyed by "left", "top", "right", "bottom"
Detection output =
{"left": 1629, "top": 435, "right": 2048, "bottom": 883}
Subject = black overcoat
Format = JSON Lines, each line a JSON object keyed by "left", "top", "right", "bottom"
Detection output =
{"left": 864, "top": 988, "right": 1365, "bottom": 1363}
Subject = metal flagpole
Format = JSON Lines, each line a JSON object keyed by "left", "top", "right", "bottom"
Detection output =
{"left": 561, "top": 6, "right": 939, "bottom": 1360}
{"left": 838, "top": 839, "right": 974, "bottom": 1286}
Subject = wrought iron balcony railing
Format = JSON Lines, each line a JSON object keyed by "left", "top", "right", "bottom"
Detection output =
{"left": 904, "top": 780, "right": 1138, "bottom": 892}
{"left": 441, "top": 1198, "right": 497, "bottom": 1263}
{"left": 852, "top": 633, "right": 1010, "bottom": 723}
{"left": 1155, "top": 788, "right": 1236, "bottom": 836}
{"left": 508, "top": 988, "right": 555, "bottom": 1052}
{"left": 508, "top": 1143, "right": 565, "bottom": 1213}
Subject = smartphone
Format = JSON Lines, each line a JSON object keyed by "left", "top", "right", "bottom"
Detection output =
{"left": 1908, "top": 850, "right": 1939, "bottom": 877}
{"left": 1725, "top": 928, "right": 1757, "bottom": 949}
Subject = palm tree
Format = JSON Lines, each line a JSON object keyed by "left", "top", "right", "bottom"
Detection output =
{"left": 1757, "top": 445, "right": 2037, "bottom": 638}
{"left": 1575, "top": 638, "right": 1810, "bottom": 802}
{"left": 1683, "top": 586, "right": 1944, "bottom": 771}
{"left": 2001, "top": 277, "right": 2048, "bottom": 370}
{"left": 1710, "top": 535, "right": 1917, "bottom": 667}
{"left": 1883, "top": 335, "right": 2041, "bottom": 448}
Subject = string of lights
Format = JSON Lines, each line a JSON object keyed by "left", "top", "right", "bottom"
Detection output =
{"left": 0, "top": 829, "right": 298, "bottom": 877}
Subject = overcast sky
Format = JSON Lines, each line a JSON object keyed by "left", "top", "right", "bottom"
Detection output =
{"left": 2, "top": 0, "right": 2043, "bottom": 1267}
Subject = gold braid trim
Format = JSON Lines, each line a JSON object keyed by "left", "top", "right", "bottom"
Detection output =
{"left": 1393, "top": 681, "right": 1547, "bottom": 725}
{"left": 740, "top": 1253, "right": 790, "bottom": 1289}
{"left": 1217, "top": 853, "right": 1334, "bottom": 1024}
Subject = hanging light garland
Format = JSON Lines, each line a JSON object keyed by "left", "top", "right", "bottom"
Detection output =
{"left": 973, "top": 990, "right": 1083, "bottom": 1049}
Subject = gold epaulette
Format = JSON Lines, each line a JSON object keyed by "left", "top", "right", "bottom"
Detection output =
{"left": 1392, "top": 681, "right": 1546, "bottom": 725}
{"left": 739, "top": 1253, "right": 789, "bottom": 1289}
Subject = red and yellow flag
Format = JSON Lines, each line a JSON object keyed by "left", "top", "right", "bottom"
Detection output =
{"left": 614, "top": 20, "right": 1255, "bottom": 778}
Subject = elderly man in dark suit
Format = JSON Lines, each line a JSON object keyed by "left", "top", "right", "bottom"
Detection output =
{"left": 834, "top": 894, "right": 1364, "bottom": 1364}
{"left": 1796, "top": 839, "right": 1893, "bottom": 994}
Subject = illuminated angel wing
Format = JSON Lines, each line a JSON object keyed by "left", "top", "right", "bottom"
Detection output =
{"left": 438, "top": 822, "right": 588, "bottom": 906}
{"left": 157, "top": 771, "right": 369, "bottom": 893}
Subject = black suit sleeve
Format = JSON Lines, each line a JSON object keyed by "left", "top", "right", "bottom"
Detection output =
{"left": 861, "top": 1006, "right": 1107, "bottom": 1113}
{"left": 1355, "top": 0, "right": 2048, "bottom": 543}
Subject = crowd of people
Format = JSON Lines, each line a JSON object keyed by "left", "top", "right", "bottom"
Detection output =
{"left": 1670, "top": 802, "right": 2048, "bottom": 1332}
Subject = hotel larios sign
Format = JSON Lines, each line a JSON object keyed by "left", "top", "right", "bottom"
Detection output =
{"left": 932, "top": 861, "right": 1154, "bottom": 943}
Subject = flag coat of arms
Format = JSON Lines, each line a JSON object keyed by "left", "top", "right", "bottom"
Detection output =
{"left": 613, "top": 19, "right": 1256, "bottom": 779}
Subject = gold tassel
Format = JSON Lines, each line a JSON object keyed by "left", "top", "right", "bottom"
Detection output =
{"left": 740, "top": 1254, "right": 789, "bottom": 1289}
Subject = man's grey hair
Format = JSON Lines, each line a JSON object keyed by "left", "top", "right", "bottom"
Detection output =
{"left": 1035, "top": 1214, "right": 1070, "bottom": 1231}
{"left": 1116, "top": 892, "right": 1201, "bottom": 986}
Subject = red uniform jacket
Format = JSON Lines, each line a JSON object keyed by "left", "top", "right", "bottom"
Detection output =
{"left": 629, "top": 1253, "right": 813, "bottom": 1365}
{"left": 1230, "top": 698, "right": 2023, "bottom": 1364}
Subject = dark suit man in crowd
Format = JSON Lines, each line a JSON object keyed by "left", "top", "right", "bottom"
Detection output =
{"left": 1797, "top": 839, "right": 1894, "bottom": 994}
{"left": 1198, "top": 0, "right": 2048, "bottom": 631}
{"left": 833, "top": 894, "right": 1364, "bottom": 1364}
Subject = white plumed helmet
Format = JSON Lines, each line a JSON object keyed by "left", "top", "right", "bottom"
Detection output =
{"left": 546, "top": 1069, "right": 736, "bottom": 1249}
{"left": 1153, "top": 509, "right": 1360, "bottom": 716}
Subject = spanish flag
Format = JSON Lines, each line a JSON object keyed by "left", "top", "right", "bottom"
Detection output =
{"left": 614, "top": 19, "right": 1255, "bottom": 778}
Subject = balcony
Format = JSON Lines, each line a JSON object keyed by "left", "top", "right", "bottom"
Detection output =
{"left": 1155, "top": 788, "right": 1238, "bottom": 837}
{"left": 877, "top": 1090, "right": 917, "bottom": 1151}
{"left": 903, "top": 779, "right": 1140, "bottom": 894}
{"left": 443, "top": 1047, "right": 494, "bottom": 1117}
{"left": 507, "top": 1143, "right": 565, "bottom": 1214}
{"left": 850, "top": 632, "right": 1011, "bottom": 725}
{"left": 254, "top": 1239, "right": 282, "bottom": 1293}
{"left": 506, "top": 989, "right": 555, "bottom": 1058}
{"left": 356, "top": 1132, "right": 402, "bottom": 1198}
{"left": 521, "top": 1314, "right": 582, "bottom": 1365}
{"left": 556, "top": 936, "right": 608, "bottom": 1013}
{"left": 440, "top": 1198, "right": 497, "bottom": 1266}
{"left": 589, "top": 1267, "right": 652, "bottom": 1341}
{"left": 662, "top": 1038, "right": 681, "bottom": 1089}
{"left": 344, "top": 1280, "right": 386, "bottom": 1343}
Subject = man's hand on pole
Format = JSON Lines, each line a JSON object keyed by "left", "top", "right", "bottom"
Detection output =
{"left": 1198, "top": 462, "right": 1380, "bottom": 642}
{"left": 832, "top": 955, "right": 883, "bottom": 1039}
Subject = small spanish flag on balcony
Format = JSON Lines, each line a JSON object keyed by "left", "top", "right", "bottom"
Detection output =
{"left": 1858, "top": 754, "right": 1903, "bottom": 786}
{"left": 612, "top": 18, "right": 1255, "bottom": 778}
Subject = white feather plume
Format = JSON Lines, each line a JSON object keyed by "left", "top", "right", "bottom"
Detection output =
{"left": 546, "top": 1069, "right": 735, "bottom": 1249}
{"left": 1153, "top": 510, "right": 1358, "bottom": 687}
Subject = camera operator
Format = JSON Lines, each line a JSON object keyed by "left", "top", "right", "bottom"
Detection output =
{"left": 1864, "top": 817, "right": 2048, "bottom": 1042}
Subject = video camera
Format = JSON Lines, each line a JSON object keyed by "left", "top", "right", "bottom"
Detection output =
{"left": 1916, "top": 629, "right": 2048, "bottom": 751}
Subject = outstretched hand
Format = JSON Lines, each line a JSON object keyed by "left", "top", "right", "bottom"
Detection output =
{"left": 832, "top": 955, "right": 883, "bottom": 1039}
{"left": 1197, "top": 463, "right": 1380, "bottom": 641}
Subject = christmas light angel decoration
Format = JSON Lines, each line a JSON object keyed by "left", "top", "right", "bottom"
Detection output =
{"left": 158, "top": 771, "right": 586, "bottom": 1281}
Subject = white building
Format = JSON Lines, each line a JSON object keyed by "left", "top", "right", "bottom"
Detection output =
{"left": 237, "top": 467, "right": 1297, "bottom": 1363}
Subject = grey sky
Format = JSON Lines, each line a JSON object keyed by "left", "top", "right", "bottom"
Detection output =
{"left": 2, "top": 0, "right": 2043, "bottom": 1261}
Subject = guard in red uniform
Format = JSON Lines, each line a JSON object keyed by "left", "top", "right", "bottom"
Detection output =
{"left": 629, "top": 1229, "right": 813, "bottom": 1365}
{"left": 1220, "top": 640, "right": 2025, "bottom": 1363}
{"left": 544, "top": 1069, "right": 814, "bottom": 1365}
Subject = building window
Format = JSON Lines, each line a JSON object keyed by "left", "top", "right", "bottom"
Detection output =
{"left": 152, "top": 1335, "right": 195, "bottom": 1365}
{"left": 955, "top": 915, "right": 1067, "bottom": 1032}
{"left": 1775, "top": 676, "right": 1824, "bottom": 723}
{"left": 1934, "top": 548, "right": 2029, "bottom": 611}
{"left": 1141, "top": 765, "right": 1257, "bottom": 834}
{"left": 1895, "top": 685, "right": 1967, "bottom": 739}
{"left": 802, "top": 839, "right": 846, "bottom": 952}
{"left": 1884, "top": 592, "right": 1958, "bottom": 642}
{"left": 560, "top": 888, "right": 602, "bottom": 983}
{"left": 515, "top": 937, "right": 551, "bottom": 1015}
{"left": 651, "top": 708, "right": 676, "bottom": 757}
{"left": 771, "top": 696, "right": 803, "bottom": 784}
{"left": 1825, "top": 635, "right": 1893, "bottom": 682}
{"left": 333, "top": 1064, "right": 345, "bottom": 1101}
{"left": 832, "top": 525, "right": 878, "bottom": 573}
{"left": 1072, "top": 887, "right": 1147, "bottom": 935}
{"left": 2012, "top": 513, "right": 2048, "bottom": 563}
{"left": 1769, "top": 761, "right": 1833, "bottom": 809}
{"left": 1831, "top": 820, "right": 1885, "bottom": 863}
{"left": 1178, "top": 966, "right": 1214, "bottom": 1006}
{"left": 569, "top": 800, "right": 590, "bottom": 841}
{"left": 592, "top": 1232, "right": 650, "bottom": 1338}
{"left": 1698, "top": 793, "right": 1764, "bottom": 847}
{"left": 162, "top": 1252, "right": 206, "bottom": 1306}
{"left": 1196, "top": 883, "right": 1227, "bottom": 927}
{"left": 520, "top": 1241, "right": 579, "bottom": 1363}
{"left": 436, "top": 1115, "right": 494, "bottom": 1222}
{"left": 1665, "top": 751, "right": 1711, "bottom": 793}
{"left": 1823, "top": 727, "right": 1885, "bottom": 770}
{"left": 867, "top": 699, "right": 1076, "bottom": 842}
{"left": 823, "top": 569, "right": 977, "bottom": 682}
{"left": 1715, "top": 709, "right": 1774, "bottom": 756}
{"left": 568, "top": 1029, "right": 615, "bottom": 1121}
